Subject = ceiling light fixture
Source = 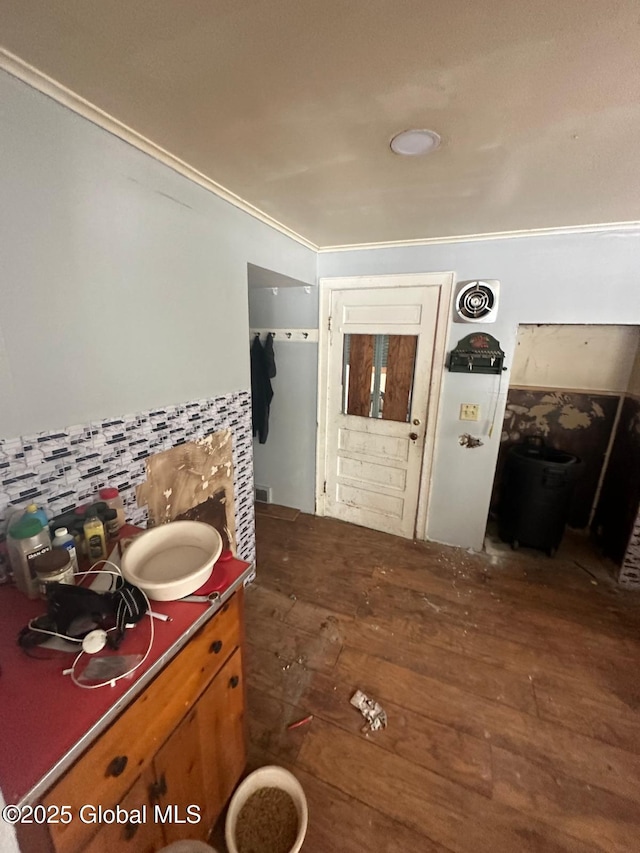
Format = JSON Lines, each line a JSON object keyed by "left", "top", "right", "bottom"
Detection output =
{"left": 390, "top": 128, "right": 441, "bottom": 156}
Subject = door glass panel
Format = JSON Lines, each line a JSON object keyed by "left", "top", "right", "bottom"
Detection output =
{"left": 342, "top": 334, "right": 418, "bottom": 422}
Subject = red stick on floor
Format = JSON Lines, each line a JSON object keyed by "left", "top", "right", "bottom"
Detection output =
{"left": 287, "top": 715, "right": 314, "bottom": 730}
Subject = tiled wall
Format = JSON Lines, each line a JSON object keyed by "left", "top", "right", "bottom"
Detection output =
{"left": 0, "top": 391, "right": 255, "bottom": 566}
{"left": 620, "top": 514, "right": 640, "bottom": 587}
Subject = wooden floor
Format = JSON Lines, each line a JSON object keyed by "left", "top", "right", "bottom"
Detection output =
{"left": 241, "top": 513, "right": 640, "bottom": 852}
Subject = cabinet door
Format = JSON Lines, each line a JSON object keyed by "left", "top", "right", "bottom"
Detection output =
{"left": 198, "top": 647, "right": 246, "bottom": 827}
{"left": 44, "top": 594, "right": 241, "bottom": 853}
{"left": 82, "top": 766, "right": 163, "bottom": 853}
{"left": 152, "top": 705, "right": 208, "bottom": 846}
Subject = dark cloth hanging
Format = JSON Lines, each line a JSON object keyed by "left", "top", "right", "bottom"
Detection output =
{"left": 251, "top": 335, "right": 274, "bottom": 444}
{"left": 264, "top": 332, "right": 277, "bottom": 379}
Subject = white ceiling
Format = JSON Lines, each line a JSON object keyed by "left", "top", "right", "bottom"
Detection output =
{"left": 1, "top": 0, "right": 639, "bottom": 248}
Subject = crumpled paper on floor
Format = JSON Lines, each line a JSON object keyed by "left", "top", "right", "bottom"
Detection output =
{"left": 350, "top": 689, "right": 388, "bottom": 732}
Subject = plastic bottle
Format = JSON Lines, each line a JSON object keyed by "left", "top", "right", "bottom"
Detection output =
{"left": 103, "top": 508, "right": 119, "bottom": 540}
{"left": 99, "top": 487, "right": 126, "bottom": 529}
{"left": 52, "top": 527, "right": 79, "bottom": 573}
{"left": 7, "top": 517, "right": 52, "bottom": 599}
{"left": 33, "top": 549, "right": 75, "bottom": 598}
{"left": 73, "top": 506, "right": 89, "bottom": 556}
{"left": 83, "top": 512, "right": 107, "bottom": 562}
{"left": 25, "top": 503, "right": 49, "bottom": 530}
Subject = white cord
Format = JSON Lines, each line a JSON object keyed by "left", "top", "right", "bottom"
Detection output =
{"left": 27, "top": 562, "right": 155, "bottom": 690}
{"left": 69, "top": 583, "right": 155, "bottom": 690}
{"left": 26, "top": 623, "right": 83, "bottom": 644}
{"left": 26, "top": 564, "right": 124, "bottom": 643}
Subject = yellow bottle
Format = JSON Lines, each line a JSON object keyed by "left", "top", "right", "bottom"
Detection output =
{"left": 83, "top": 512, "right": 107, "bottom": 562}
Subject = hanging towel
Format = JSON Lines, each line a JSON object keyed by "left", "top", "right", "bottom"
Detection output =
{"left": 264, "top": 332, "right": 277, "bottom": 378}
{"left": 251, "top": 335, "right": 274, "bottom": 444}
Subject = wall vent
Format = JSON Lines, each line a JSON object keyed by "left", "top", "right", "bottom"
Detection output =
{"left": 454, "top": 280, "right": 500, "bottom": 323}
{"left": 255, "top": 485, "right": 272, "bottom": 504}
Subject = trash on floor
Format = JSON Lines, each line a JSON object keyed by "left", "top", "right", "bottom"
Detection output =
{"left": 287, "top": 714, "right": 314, "bottom": 731}
{"left": 350, "top": 689, "right": 387, "bottom": 732}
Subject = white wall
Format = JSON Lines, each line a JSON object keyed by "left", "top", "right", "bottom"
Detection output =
{"left": 248, "top": 270, "right": 318, "bottom": 513}
{"left": 511, "top": 324, "right": 640, "bottom": 392}
{"left": 0, "top": 70, "right": 316, "bottom": 439}
{"left": 5, "top": 68, "right": 640, "bottom": 553}
{"left": 319, "top": 228, "right": 640, "bottom": 549}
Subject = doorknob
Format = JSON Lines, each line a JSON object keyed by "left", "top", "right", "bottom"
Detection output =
{"left": 409, "top": 432, "right": 419, "bottom": 441}
{"left": 412, "top": 418, "right": 421, "bottom": 426}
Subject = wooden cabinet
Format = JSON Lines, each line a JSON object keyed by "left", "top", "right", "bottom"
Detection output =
{"left": 36, "top": 592, "right": 246, "bottom": 853}
{"left": 82, "top": 768, "right": 164, "bottom": 853}
{"left": 198, "top": 649, "right": 246, "bottom": 824}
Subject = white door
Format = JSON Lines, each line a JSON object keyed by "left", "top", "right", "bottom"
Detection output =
{"left": 322, "top": 285, "right": 441, "bottom": 538}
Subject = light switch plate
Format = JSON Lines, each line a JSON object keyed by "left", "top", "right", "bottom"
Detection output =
{"left": 460, "top": 403, "right": 480, "bottom": 421}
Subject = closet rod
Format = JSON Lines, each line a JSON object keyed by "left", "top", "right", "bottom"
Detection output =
{"left": 250, "top": 328, "right": 319, "bottom": 343}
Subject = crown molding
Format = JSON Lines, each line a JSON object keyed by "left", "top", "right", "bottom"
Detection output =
{"left": 317, "top": 221, "right": 640, "bottom": 252}
{"left": 3, "top": 49, "right": 639, "bottom": 257}
{"left": 0, "top": 48, "right": 318, "bottom": 252}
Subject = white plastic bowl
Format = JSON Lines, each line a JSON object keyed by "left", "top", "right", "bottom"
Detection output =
{"left": 225, "top": 766, "right": 308, "bottom": 853}
{"left": 121, "top": 520, "right": 222, "bottom": 601}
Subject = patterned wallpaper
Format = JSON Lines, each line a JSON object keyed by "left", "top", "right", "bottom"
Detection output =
{"left": 0, "top": 391, "right": 255, "bottom": 566}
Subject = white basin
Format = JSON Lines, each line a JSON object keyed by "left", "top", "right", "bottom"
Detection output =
{"left": 225, "top": 766, "right": 308, "bottom": 853}
{"left": 121, "top": 520, "right": 223, "bottom": 601}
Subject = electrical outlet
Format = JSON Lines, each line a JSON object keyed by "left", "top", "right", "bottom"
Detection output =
{"left": 460, "top": 403, "right": 480, "bottom": 421}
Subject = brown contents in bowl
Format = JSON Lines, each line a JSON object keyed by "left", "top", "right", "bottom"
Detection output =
{"left": 235, "top": 786, "right": 299, "bottom": 853}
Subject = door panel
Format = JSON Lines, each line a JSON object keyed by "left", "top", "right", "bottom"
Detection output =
{"left": 336, "top": 482, "right": 405, "bottom": 518}
{"left": 153, "top": 707, "right": 206, "bottom": 845}
{"left": 337, "top": 456, "right": 407, "bottom": 490}
{"left": 82, "top": 767, "right": 163, "bottom": 853}
{"left": 338, "top": 424, "right": 411, "bottom": 460}
{"left": 324, "top": 285, "right": 440, "bottom": 538}
{"left": 343, "top": 302, "right": 423, "bottom": 324}
{"left": 197, "top": 648, "right": 246, "bottom": 826}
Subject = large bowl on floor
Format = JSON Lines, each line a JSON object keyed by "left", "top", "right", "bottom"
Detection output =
{"left": 225, "top": 766, "right": 308, "bottom": 853}
{"left": 121, "top": 520, "right": 222, "bottom": 601}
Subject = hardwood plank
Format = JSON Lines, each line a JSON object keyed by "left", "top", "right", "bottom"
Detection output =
{"left": 334, "top": 647, "right": 640, "bottom": 804}
{"left": 245, "top": 640, "right": 318, "bottom": 711}
{"left": 492, "top": 745, "right": 640, "bottom": 852}
{"left": 237, "top": 744, "right": 453, "bottom": 853}
{"left": 246, "top": 608, "right": 342, "bottom": 673}
{"left": 298, "top": 720, "right": 601, "bottom": 853}
{"left": 283, "top": 597, "right": 639, "bottom": 739}
{"left": 298, "top": 668, "right": 493, "bottom": 796}
{"left": 246, "top": 686, "right": 311, "bottom": 764}
{"left": 362, "top": 566, "right": 638, "bottom": 663}
{"left": 533, "top": 676, "right": 640, "bottom": 755}
{"left": 293, "top": 765, "right": 453, "bottom": 853}
{"left": 254, "top": 502, "right": 300, "bottom": 521}
{"left": 244, "top": 582, "right": 298, "bottom": 623}
{"left": 247, "top": 512, "right": 640, "bottom": 853}
{"left": 285, "top": 598, "right": 537, "bottom": 715}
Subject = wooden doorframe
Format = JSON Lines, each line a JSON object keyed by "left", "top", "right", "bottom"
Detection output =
{"left": 316, "top": 272, "right": 455, "bottom": 540}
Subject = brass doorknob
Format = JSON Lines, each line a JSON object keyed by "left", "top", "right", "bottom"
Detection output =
{"left": 409, "top": 432, "right": 418, "bottom": 441}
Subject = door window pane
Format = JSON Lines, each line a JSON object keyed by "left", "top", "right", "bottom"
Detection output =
{"left": 342, "top": 334, "right": 418, "bottom": 422}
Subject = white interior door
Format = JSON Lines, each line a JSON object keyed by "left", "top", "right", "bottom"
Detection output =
{"left": 322, "top": 285, "right": 441, "bottom": 538}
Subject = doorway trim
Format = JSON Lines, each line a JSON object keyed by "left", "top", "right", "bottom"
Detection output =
{"left": 316, "top": 272, "right": 455, "bottom": 539}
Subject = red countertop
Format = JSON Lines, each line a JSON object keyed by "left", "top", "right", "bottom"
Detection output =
{"left": 0, "top": 529, "right": 252, "bottom": 806}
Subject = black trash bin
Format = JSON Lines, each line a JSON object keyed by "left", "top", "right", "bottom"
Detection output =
{"left": 498, "top": 436, "right": 582, "bottom": 556}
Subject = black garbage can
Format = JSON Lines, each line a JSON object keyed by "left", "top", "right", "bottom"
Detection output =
{"left": 498, "top": 436, "right": 582, "bottom": 556}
